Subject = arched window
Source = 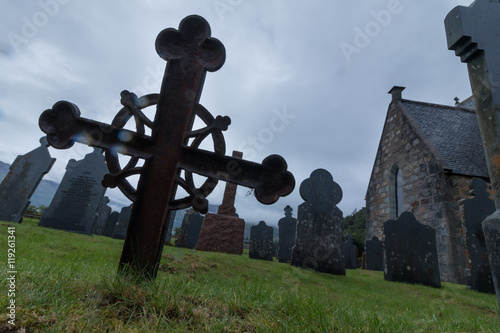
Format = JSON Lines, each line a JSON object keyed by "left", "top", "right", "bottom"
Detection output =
{"left": 389, "top": 164, "right": 404, "bottom": 219}
{"left": 395, "top": 168, "right": 403, "bottom": 217}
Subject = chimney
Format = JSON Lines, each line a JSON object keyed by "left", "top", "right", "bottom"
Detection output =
{"left": 388, "top": 86, "right": 406, "bottom": 101}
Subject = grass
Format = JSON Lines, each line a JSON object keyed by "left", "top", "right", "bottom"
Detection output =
{"left": 1, "top": 218, "right": 499, "bottom": 332}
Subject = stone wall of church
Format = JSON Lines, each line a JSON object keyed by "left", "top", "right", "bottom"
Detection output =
{"left": 366, "top": 100, "right": 469, "bottom": 284}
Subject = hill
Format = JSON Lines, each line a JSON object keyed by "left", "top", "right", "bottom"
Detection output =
{"left": 1, "top": 218, "right": 498, "bottom": 332}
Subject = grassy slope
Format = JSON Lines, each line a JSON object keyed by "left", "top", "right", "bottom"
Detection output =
{"left": 1, "top": 219, "right": 499, "bottom": 332}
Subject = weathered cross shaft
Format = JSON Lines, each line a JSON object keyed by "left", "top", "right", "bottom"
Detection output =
{"left": 39, "top": 15, "right": 295, "bottom": 278}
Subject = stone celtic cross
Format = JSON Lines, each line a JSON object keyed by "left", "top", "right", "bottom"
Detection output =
{"left": 445, "top": 0, "right": 500, "bottom": 308}
{"left": 39, "top": 15, "right": 295, "bottom": 278}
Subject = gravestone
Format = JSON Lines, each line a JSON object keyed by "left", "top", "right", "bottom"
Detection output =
{"left": 343, "top": 234, "right": 357, "bottom": 269}
{"left": 365, "top": 236, "right": 383, "bottom": 271}
{"left": 249, "top": 221, "right": 274, "bottom": 261}
{"left": 383, "top": 212, "right": 441, "bottom": 288}
{"left": 103, "top": 211, "right": 119, "bottom": 238}
{"left": 112, "top": 205, "right": 132, "bottom": 240}
{"left": 277, "top": 205, "right": 297, "bottom": 263}
{"left": 39, "top": 148, "right": 108, "bottom": 234}
{"left": 463, "top": 179, "right": 495, "bottom": 293}
{"left": 291, "top": 169, "right": 345, "bottom": 275}
{"left": 445, "top": 0, "right": 500, "bottom": 306}
{"left": 38, "top": 15, "right": 294, "bottom": 278}
{"left": 196, "top": 151, "right": 246, "bottom": 255}
{"left": 164, "top": 210, "right": 177, "bottom": 245}
{"left": 175, "top": 209, "right": 204, "bottom": 249}
{"left": 92, "top": 196, "right": 111, "bottom": 235}
{"left": 0, "top": 137, "right": 55, "bottom": 222}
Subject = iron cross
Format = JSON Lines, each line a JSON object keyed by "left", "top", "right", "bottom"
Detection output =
{"left": 39, "top": 15, "right": 295, "bottom": 278}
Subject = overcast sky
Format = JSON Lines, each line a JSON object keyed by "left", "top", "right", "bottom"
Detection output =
{"left": 0, "top": 0, "right": 475, "bottom": 225}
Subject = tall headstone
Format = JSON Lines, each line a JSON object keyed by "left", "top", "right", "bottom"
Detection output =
{"left": 92, "top": 196, "right": 111, "bottom": 235}
{"left": 175, "top": 209, "right": 204, "bottom": 249}
{"left": 249, "top": 221, "right": 274, "bottom": 261}
{"left": 0, "top": 137, "right": 55, "bottom": 222}
{"left": 291, "top": 169, "right": 345, "bottom": 275}
{"left": 365, "top": 236, "right": 383, "bottom": 271}
{"left": 113, "top": 205, "right": 132, "bottom": 240}
{"left": 164, "top": 210, "right": 177, "bottom": 245}
{"left": 343, "top": 234, "right": 358, "bottom": 269}
{"left": 277, "top": 205, "right": 297, "bottom": 263}
{"left": 463, "top": 179, "right": 495, "bottom": 293}
{"left": 445, "top": 0, "right": 500, "bottom": 306}
{"left": 103, "top": 211, "right": 119, "bottom": 238}
{"left": 196, "top": 151, "right": 246, "bottom": 255}
{"left": 383, "top": 212, "right": 441, "bottom": 288}
{"left": 39, "top": 149, "right": 108, "bottom": 234}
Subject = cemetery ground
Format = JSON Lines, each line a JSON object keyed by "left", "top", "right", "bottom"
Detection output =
{"left": 1, "top": 220, "right": 499, "bottom": 333}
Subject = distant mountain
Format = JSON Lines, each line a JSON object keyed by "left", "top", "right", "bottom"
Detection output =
{"left": 0, "top": 160, "right": 58, "bottom": 208}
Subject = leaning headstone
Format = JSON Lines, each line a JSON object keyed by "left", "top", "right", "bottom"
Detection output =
{"left": 175, "top": 209, "right": 204, "bottom": 249}
{"left": 112, "top": 205, "right": 132, "bottom": 240}
{"left": 277, "top": 205, "right": 297, "bottom": 263}
{"left": 164, "top": 210, "right": 177, "bottom": 245}
{"left": 365, "top": 236, "right": 383, "bottom": 271}
{"left": 103, "top": 211, "right": 119, "bottom": 238}
{"left": 0, "top": 137, "right": 55, "bottom": 222}
{"left": 463, "top": 179, "right": 495, "bottom": 293}
{"left": 343, "top": 234, "right": 357, "bottom": 269}
{"left": 445, "top": 0, "right": 500, "bottom": 307}
{"left": 291, "top": 169, "right": 345, "bottom": 275}
{"left": 196, "top": 151, "right": 246, "bottom": 255}
{"left": 249, "top": 221, "right": 274, "bottom": 261}
{"left": 383, "top": 212, "right": 441, "bottom": 288}
{"left": 92, "top": 196, "right": 111, "bottom": 235}
{"left": 39, "top": 148, "right": 108, "bottom": 234}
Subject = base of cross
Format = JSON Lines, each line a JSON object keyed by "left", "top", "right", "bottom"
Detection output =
{"left": 482, "top": 211, "right": 500, "bottom": 309}
{"left": 196, "top": 214, "right": 245, "bottom": 255}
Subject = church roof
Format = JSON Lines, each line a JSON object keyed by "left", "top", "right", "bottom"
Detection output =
{"left": 398, "top": 99, "right": 489, "bottom": 178}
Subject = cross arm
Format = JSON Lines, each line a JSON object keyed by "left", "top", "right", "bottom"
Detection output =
{"left": 179, "top": 146, "right": 295, "bottom": 204}
{"left": 39, "top": 100, "right": 154, "bottom": 159}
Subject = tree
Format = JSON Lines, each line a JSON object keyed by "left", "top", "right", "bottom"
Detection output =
{"left": 343, "top": 207, "right": 367, "bottom": 254}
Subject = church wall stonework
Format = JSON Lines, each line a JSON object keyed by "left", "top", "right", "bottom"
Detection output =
{"left": 366, "top": 100, "right": 477, "bottom": 284}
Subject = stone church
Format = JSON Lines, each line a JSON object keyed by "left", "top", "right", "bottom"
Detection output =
{"left": 365, "top": 86, "right": 490, "bottom": 284}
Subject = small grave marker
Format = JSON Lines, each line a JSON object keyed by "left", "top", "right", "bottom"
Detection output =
{"left": 365, "top": 236, "right": 383, "bottom": 271}
{"left": 249, "top": 221, "right": 274, "bottom": 261}
{"left": 277, "top": 205, "right": 297, "bottom": 263}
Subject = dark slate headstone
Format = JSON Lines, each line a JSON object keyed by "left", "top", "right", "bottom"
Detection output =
{"left": 291, "top": 169, "right": 345, "bottom": 275}
{"left": 343, "top": 234, "right": 357, "bottom": 269}
{"left": 0, "top": 137, "right": 55, "bottom": 222}
{"left": 383, "top": 212, "right": 441, "bottom": 288}
{"left": 164, "top": 210, "right": 177, "bottom": 245}
{"left": 464, "top": 179, "right": 495, "bottom": 293}
{"left": 175, "top": 209, "right": 204, "bottom": 249}
{"left": 39, "top": 149, "right": 108, "bottom": 234}
{"left": 249, "top": 221, "right": 274, "bottom": 261}
{"left": 113, "top": 205, "right": 132, "bottom": 240}
{"left": 365, "top": 236, "right": 383, "bottom": 271}
{"left": 103, "top": 211, "right": 119, "bottom": 238}
{"left": 92, "top": 196, "right": 111, "bottom": 235}
{"left": 277, "top": 205, "right": 297, "bottom": 263}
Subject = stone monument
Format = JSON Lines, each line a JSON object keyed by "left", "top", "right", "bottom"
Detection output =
{"left": 196, "top": 151, "right": 246, "bottom": 255}
{"left": 164, "top": 210, "right": 177, "bottom": 245}
{"left": 291, "top": 169, "right": 345, "bottom": 275}
{"left": 175, "top": 208, "right": 204, "bottom": 249}
{"left": 383, "top": 212, "right": 441, "bottom": 288}
{"left": 38, "top": 15, "right": 294, "bottom": 278}
{"left": 249, "top": 221, "right": 274, "bottom": 261}
{"left": 39, "top": 148, "right": 108, "bottom": 234}
{"left": 277, "top": 205, "right": 297, "bottom": 263}
{"left": 0, "top": 137, "right": 55, "bottom": 222}
{"left": 103, "top": 211, "right": 119, "bottom": 238}
{"left": 343, "top": 234, "right": 357, "bottom": 269}
{"left": 92, "top": 196, "right": 111, "bottom": 235}
{"left": 365, "top": 236, "right": 383, "bottom": 271}
{"left": 112, "top": 204, "right": 132, "bottom": 240}
{"left": 463, "top": 179, "right": 495, "bottom": 293}
{"left": 445, "top": 0, "right": 500, "bottom": 306}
